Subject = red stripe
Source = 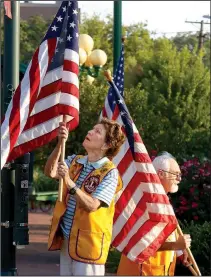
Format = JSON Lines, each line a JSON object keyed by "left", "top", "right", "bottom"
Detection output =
{"left": 122, "top": 220, "right": 158, "bottom": 256}
{"left": 23, "top": 104, "right": 79, "bottom": 131}
{"left": 102, "top": 108, "right": 108, "bottom": 118}
{"left": 114, "top": 171, "right": 162, "bottom": 222}
{"left": 38, "top": 81, "right": 79, "bottom": 101}
{"left": 28, "top": 48, "right": 41, "bottom": 115}
{"left": 112, "top": 105, "right": 120, "bottom": 121}
{"left": 63, "top": 60, "right": 79, "bottom": 75}
{"left": 113, "top": 192, "right": 172, "bottom": 247}
{"left": 134, "top": 133, "right": 143, "bottom": 143}
{"left": 9, "top": 86, "right": 21, "bottom": 157}
{"left": 8, "top": 115, "right": 79, "bottom": 162}
{"left": 134, "top": 152, "right": 152, "bottom": 163}
{"left": 117, "top": 149, "right": 133, "bottom": 176}
{"left": 134, "top": 223, "right": 177, "bottom": 263}
{"left": 8, "top": 128, "right": 59, "bottom": 162}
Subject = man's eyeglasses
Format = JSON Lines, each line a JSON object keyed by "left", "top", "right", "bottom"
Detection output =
{"left": 161, "top": 170, "right": 182, "bottom": 179}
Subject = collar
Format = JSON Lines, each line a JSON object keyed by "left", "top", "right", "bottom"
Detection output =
{"left": 77, "top": 156, "right": 109, "bottom": 169}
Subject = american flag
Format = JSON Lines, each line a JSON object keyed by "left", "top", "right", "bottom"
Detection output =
{"left": 102, "top": 44, "right": 177, "bottom": 263}
{"left": 1, "top": 1, "right": 79, "bottom": 169}
{"left": 4, "top": 1, "right": 12, "bottom": 19}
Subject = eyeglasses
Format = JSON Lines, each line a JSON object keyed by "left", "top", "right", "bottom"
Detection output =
{"left": 161, "top": 170, "right": 182, "bottom": 179}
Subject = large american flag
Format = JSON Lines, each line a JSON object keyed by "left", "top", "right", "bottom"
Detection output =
{"left": 1, "top": 1, "right": 79, "bottom": 169}
{"left": 102, "top": 44, "right": 178, "bottom": 263}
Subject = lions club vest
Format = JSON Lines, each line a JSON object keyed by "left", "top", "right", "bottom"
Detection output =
{"left": 48, "top": 155, "right": 122, "bottom": 265}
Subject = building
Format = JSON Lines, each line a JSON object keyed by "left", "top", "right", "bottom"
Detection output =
{"left": 20, "top": 1, "right": 60, "bottom": 20}
{"left": 20, "top": 1, "right": 81, "bottom": 22}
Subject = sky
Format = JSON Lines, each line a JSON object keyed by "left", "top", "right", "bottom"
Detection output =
{"left": 26, "top": 1, "right": 210, "bottom": 37}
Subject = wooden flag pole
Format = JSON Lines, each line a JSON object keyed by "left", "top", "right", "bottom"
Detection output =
{"left": 58, "top": 115, "right": 68, "bottom": 202}
{"left": 177, "top": 225, "right": 201, "bottom": 276}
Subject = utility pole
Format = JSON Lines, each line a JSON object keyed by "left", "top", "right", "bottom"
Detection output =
{"left": 185, "top": 20, "right": 210, "bottom": 51}
{"left": 113, "top": 1, "right": 122, "bottom": 72}
{"left": 1, "top": 2, "right": 20, "bottom": 275}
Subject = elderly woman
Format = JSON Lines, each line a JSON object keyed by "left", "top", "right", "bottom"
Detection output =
{"left": 44, "top": 118, "right": 125, "bottom": 276}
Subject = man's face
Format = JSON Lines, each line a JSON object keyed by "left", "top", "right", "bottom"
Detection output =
{"left": 158, "top": 159, "right": 182, "bottom": 193}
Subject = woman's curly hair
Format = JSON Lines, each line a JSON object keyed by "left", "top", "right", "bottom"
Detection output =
{"left": 99, "top": 118, "right": 125, "bottom": 159}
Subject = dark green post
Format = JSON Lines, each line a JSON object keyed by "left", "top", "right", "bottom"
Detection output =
{"left": 113, "top": 0, "right": 122, "bottom": 72}
{"left": 1, "top": 2, "right": 20, "bottom": 275}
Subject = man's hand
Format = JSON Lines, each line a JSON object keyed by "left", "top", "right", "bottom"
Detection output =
{"left": 177, "top": 249, "right": 192, "bottom": 267}
{"left": 176, "top": 234, "right": 191, "bottom": 250}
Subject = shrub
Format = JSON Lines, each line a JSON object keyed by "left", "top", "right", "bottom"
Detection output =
{"left": 176, "top": 220, "right": 211, "bottom": 276}
{"left": 170, "top": 158, "right": 211, "bottom": 223}
{"left": 33, "top": 166, "right": 58, "bottom": 192}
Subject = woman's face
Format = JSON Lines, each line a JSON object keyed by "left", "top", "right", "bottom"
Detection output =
{"left": 82, "top": 124, "right": 107, "bottom": 152}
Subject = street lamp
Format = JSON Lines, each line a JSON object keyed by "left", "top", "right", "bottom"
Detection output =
{"left": 79, "top": 34, "right": 107, "bottom": 83}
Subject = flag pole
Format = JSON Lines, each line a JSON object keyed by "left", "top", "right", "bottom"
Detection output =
{"left": 104, "top": 69, "right": 201, "bottom": 276}
{"left": 177, "top": 225, "right": 201, "bottom": 276}
{"left": 58, "top": 115, "right": 68, "bottom": 202}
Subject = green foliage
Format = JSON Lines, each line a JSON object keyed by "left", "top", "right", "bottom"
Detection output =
{"left": 33, "top": 166, "right": 58, "bottom": 192}
{"left": 179, "top": 220, "right": 211, "bottom": 276}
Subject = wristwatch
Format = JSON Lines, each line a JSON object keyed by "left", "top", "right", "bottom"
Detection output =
{"left": 69, "top": 185, "right": 79, "bottom": 195}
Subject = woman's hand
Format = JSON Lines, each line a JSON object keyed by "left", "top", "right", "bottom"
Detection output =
{"left": 58, "top": 122, "right": 68, "bottom": 144}
{"left": 57, "top": 161, "right": 75, "bottom": 189}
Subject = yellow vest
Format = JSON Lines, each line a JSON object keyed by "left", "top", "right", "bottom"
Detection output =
{"left": 48, "top": 155, "right": 122, "bottom": 265}
{"left": 117, "top": 231, "right": 178, "bottom": 276}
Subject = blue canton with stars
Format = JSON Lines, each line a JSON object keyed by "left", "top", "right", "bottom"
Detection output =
{"left": 42, "top": 1, "right": 79, "bottom": 72}
{"left": 107, "top": 44, "right": 124, "bottom": 113}
{"left": 106, "top": 44, "right": 136, "bottom": 156}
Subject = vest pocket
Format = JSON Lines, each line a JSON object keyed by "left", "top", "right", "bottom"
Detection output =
{"left": 141, "top": 263, "right": 165, "bottom": 276}
{"left": 76, "top": 229, "right": 104, "bottom": 261}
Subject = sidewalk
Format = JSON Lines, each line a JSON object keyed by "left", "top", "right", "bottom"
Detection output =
{"left": 16, "top": 211, "right": 60, "bottom": 276}
{"left": 16, "top": 211, "right": 115, "bottom": 276}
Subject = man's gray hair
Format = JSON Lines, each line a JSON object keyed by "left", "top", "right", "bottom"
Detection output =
{"left": 152, "top": 151, "right": 176, "bottom": 172}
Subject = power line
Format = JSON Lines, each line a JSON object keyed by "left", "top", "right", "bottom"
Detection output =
{"left": 185, "top": 20, "right": 210, "bottom": 50}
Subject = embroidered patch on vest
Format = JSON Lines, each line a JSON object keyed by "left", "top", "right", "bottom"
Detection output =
{"left": 84, "top": 175, "right": 100, "bottom": 194}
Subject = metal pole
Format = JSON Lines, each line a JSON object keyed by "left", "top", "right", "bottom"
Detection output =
{"left": 198, "top": 20, "right": 204, "bottom": 51}
{"left": 113, "top": 0, "right": 122, "bottom": 72}
{"left": 1, "top": 2, "right": 20, "bottom": 275}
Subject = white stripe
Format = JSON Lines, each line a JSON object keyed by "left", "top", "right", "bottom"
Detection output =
{"left": 37, "top": 40, "right": 49, "bottom": 95}
{"left": 146, "top": 202, "right": 175, "bottom": 216}
{"left": 112, "top": 140, "right": 130, "bottom": 167}
{"left": 15, "top": 115, "right": 73, "bottom": 146}
{"left": 1, "top": 100, "right": 14, "bottom": 169}
{"left": 136, "top": 162, "right": 157, "bottom": 174}
{"left": 113, "top": 185, "right": 144, "bottom": 240}
{"left": 132, "top": 122, "right": 139, "bottom": 133}
{"left": 63, "top": 71, "right": 79, "bottom": 89}
{"left": 19, "top": 61, "right": 32, "bottom": 135}
{"left": 104, "top": 98, "right": 113, "bottom": 119}
{"left": 42, "top": 67, "right": 62, "bottom": 87}
{"left": 20, "top": 41, "right": 49, "bottom": 133}
{"left": 113, "top": 210, "right": 149, "bottom": 250}
{"left": 136, "top": 182, "right": 166, "bottom": 194}
{"left": 114, "top": 161, "right": 136, "bottom": 203}
{"left": 64, "top": 49, "right": 79, "bottom": 65}
{"left": 126, "top": 222, "right": 167, "bottom": 261}
{"left": 30, "top": 92, "right": 79, "bottom": 116}
{"left": 134, "top": 142, "right": 148, "bottom": 154}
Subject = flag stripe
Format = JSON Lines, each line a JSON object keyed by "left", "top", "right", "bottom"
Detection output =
{"left": 1, "top": 1, "right": 80, "bottom": 167}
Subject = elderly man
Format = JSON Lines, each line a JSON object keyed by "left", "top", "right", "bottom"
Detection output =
{"left": 117, "top": 152, "right": 191, "bottom": 276}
